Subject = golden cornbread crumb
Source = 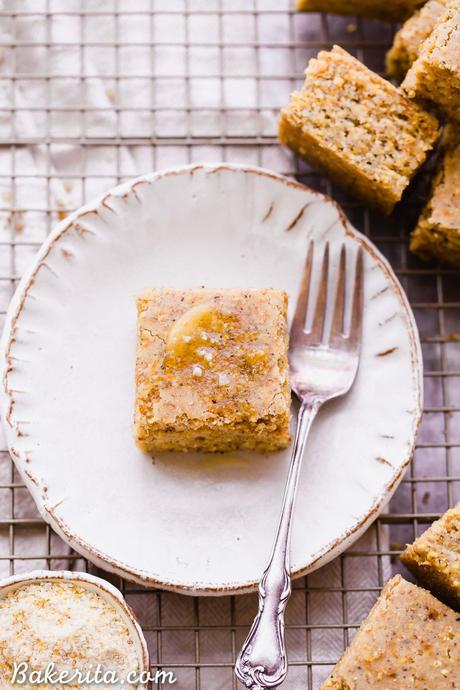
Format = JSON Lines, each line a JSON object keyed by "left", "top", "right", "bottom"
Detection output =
{"left": 402, "top": 4, "right": 460, "bottom": 122}
{"left": 401, "top": 502, "right": 460, "bottom": 609}
{"left": 410, "top": 129, "right": 460, "bottom": 265}
{"left": 134, "top": 288, "right": 291, "bottom": 453}
{"left": 321, "top": 575, "right": 460, "bottom": 690}
{"left": 386, "top": 0, "right": 449, "bottom": 80}
{"left": 296, "top": 0, "right": 427, "bottom": 22}
{"left": 279, "top": 46, "right": 440, "bottom": 215}
{"left": 0, "top": 580, "right": 139, "bottom": 690}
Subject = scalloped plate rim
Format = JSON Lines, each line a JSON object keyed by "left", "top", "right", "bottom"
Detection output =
{"left": 0, "top": 163, "right": 423, "bottom": 595}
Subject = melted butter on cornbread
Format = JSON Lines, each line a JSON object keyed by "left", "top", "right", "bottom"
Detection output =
{"left": 164, "top": 301, "right": 235, "bottom": 373}
{"left": 163, "top": 301, "right": 268, "bottom": 380}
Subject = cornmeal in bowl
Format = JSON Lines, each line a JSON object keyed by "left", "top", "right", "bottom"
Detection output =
{"left": 134, "top": 288, "right": 291, "bottom": 453}
{"left": 0, "top": 579, "right": 141, "bottom": 690}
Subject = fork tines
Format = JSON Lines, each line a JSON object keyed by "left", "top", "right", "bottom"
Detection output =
{"left": 291, "top": 241, "right": 363, "bottom": 350}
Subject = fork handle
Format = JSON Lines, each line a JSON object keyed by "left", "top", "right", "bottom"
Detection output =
{"left": 235, "top": 401, "right": 320, "bottom": 689}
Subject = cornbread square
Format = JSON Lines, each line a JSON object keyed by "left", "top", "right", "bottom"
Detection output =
{"left": 279, "top": 46, "right": 440, "bottom": 215}
{"left": 401, "top": 502, "right": 460, "bottom": 609}
{"left": 402, "top": 4, "right": 460, "bottom": 121}
{"left": 321, "top": 575, "right": 460, "bottom": 690}
{"left": 410, "top": 128, "right": 460, "bottom": 265}
{"left": 296, "top": 0, "right": 427, "bottom": 22}
{"left": 386, "top": 0, "right": 448, "bottom": 80}
{"left": 134, "top": 288, "right": 291, "bottom": 453}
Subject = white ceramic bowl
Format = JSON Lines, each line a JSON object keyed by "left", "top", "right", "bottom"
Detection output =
{"left": 0, "top": 570, "right": 149, "bottom": 687}
{"left": 0, "top": 164, "right": 422, "bottom": 594}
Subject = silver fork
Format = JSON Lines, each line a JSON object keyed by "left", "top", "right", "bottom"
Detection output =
{"left": 235, "top": 241, "right": 363, "bottom": 690}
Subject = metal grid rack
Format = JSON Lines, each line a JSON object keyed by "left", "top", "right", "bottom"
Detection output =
{"left": 0, "top": 1, "right": 458, "bottom": 688}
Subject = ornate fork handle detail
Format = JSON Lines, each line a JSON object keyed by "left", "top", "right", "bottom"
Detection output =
{"left": 236, "top": 563, "right": 291, "bottom": 689}
{"left": 235, "top": 403, "right": 319, "bottom": 689}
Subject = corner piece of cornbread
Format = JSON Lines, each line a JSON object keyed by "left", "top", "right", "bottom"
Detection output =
{"left": 279, "top": 46, "right": 440, "bottom": 215}
{"left": 386, "top": 0, "right": 449, "bottom": 81}
{"left": 134, "top": 288, "right": 291, "bottom": 453}
{"left": 321, "top": 575, "right": 460, "bottom": 690}
{"left": 401, "top": 501, "right": 460, "bottom": 610}
{"left": 402, "top": 4, "right": 460, "bottom": 122}
{"left": 296, "top": 0, "right": 427, "bottom": 22}
{"left": 410, "top": 128, "right": 460, "bottom": 265}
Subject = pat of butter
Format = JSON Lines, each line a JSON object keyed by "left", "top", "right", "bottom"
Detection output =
{"left": 167, "top": 302, "right": 218, "bottom": 348}
{"left": 165, "top": 301, "right": 236, "bottom": 370}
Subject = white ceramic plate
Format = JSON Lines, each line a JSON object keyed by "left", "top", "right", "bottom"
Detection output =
{"left": 0, "top": 570, "right": 149, "bottom": 687}
{"left": 1, "top": 164, "right": 422, "bottom": 595}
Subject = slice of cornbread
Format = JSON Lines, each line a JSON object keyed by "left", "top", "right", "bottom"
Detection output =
{"left": 296, "top": 0, "right": 427, "bottom": 22}
{"left": 401, "top": 502, "right": 460, "bottom": 609}
{"left": 134, "top": 288, "right": 291, "bottom": 453}
{"left": 410, "top": 128, "right": 460, "bottom": 265}
{"left": 279, "top": 46, "right": 440, "bottom": 215}
{"left": 402, "top": 4, "right": 460, "bottom": 122}
{"left": 386, "top": 0, "right": 449, "bottom": 80}
{"left": 321, "top": 575, "right": 460, "bottom": 689}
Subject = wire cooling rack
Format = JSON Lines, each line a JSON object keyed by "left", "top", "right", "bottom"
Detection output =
{"left": 0, "top": 1, "right": 459, "bottom": 689}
